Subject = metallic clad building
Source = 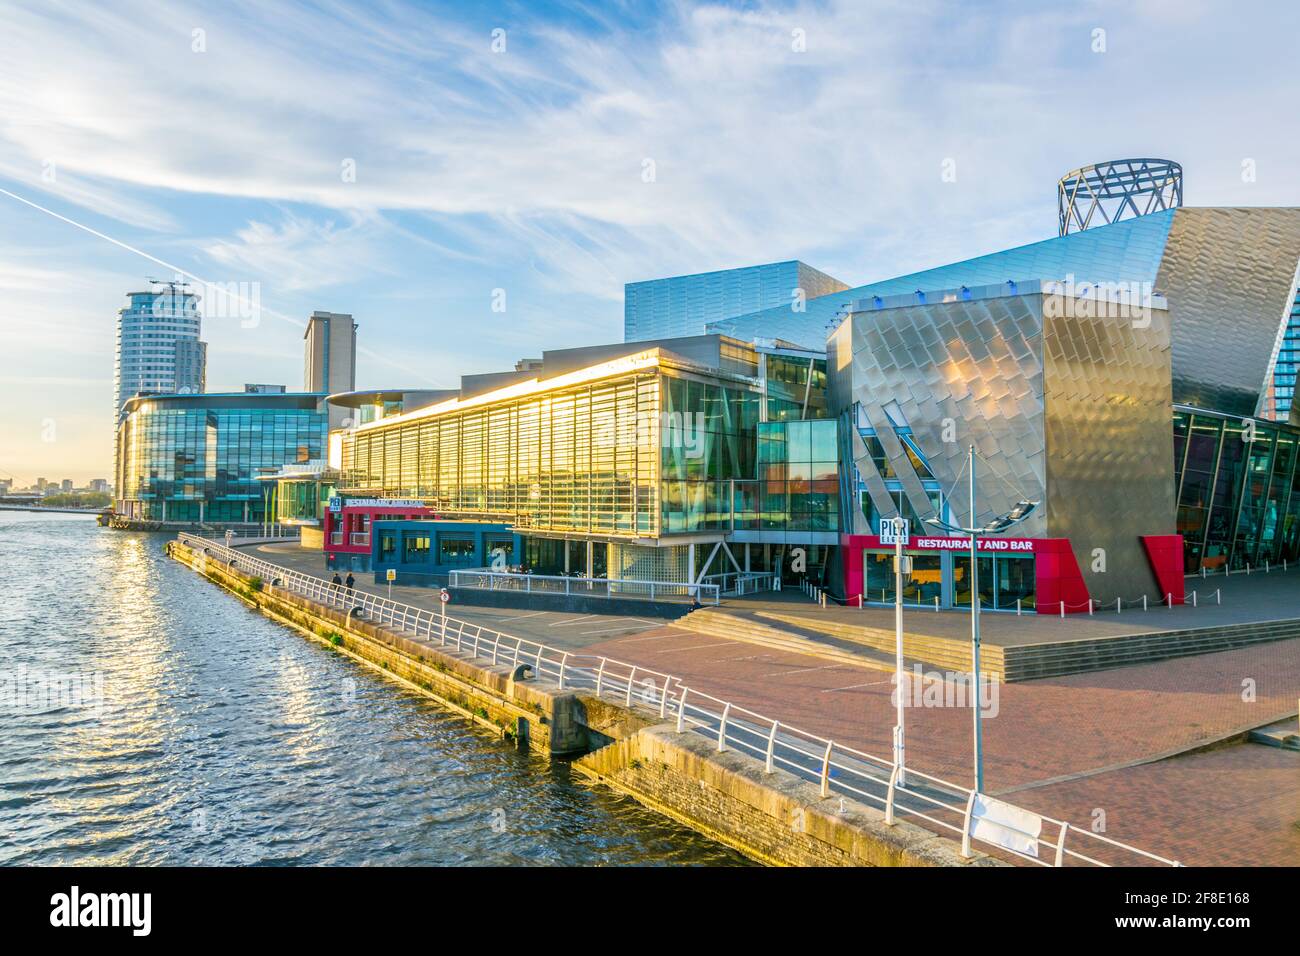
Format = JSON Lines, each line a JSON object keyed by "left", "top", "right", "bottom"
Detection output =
{"left": 625, "top": 260, "right": 847, "bottom": 341}
{"left": 829, "top": 281, "right": 1175, "bottom": 606}
{"left": 1153, "top": 208, "right": 1300, "bottom": 418}
{"left": 708, "top": 212, "right": 1177, "bottom": 348}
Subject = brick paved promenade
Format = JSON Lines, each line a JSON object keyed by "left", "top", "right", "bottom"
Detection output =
{"left": 245, "top": 541, "right": 1300, "bottom": 865}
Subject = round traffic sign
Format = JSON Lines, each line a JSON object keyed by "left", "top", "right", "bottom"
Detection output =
{"left": 439, "top": 589, "right": 450, "bottom": 603}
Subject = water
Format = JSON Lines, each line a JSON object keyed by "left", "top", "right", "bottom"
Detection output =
{"left": 0, "top": 512, "right": 743, "bottom": 865}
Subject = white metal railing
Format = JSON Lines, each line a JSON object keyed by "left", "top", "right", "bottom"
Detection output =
{"left": 700, "top": 570, "right": 778, "bottom": 596}
{"left": 446, "top": 568, "right": 720, "bottom": 605}
{"left": 175, "top": 532, "right": 1179, "bottom": 868}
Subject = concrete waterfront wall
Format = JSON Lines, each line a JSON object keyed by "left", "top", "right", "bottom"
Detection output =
{"left": 170, "top": 539, "right": 988, "bottom": 867}
{"left": 170, "top": 539, "right": 592, "bottom": 756}
{"left": 575, "top": 726, "right": 1001, "bottom": 867}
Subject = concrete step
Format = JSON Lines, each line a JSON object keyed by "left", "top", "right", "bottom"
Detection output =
{"left": 756, "top": 611, "right": 1300, "bottom": 682}
{"left": 674, "top": 609, "right": 895, "bottom": 673}
{"left": 1248, "top": 717, "right": 1300, "bottom": 751}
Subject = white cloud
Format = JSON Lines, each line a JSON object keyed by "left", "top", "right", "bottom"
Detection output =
{"left": 10, "top": 0, "right": 1294, "bottom": 301}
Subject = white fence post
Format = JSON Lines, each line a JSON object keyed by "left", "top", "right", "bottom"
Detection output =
{"left": 717, "top": 702, "right": 730, "bottom": 751}
{"left": 884, "top": 763, "right": 900, "bottom": 826}
{"left": 1054, "top": 822, "right": 1070, "bottom": 867}
{"left": 960, "top": 790, "right": 977, "bottom": 859}
{"left": 625, "top": 666, "right": 637, "bottom": 708}
{"left": 676, "top": 688, "right": 688, "bottom": 733}
{"left": 819, "top": 741, "right": 833, "bottom": 797}
{"left": 764, "top": 720, "right": 778, "bottom": 774}
{"left": 595, "top": 658, "right": 606, "bottom": 696}
{"left": 660, "top": 675, "right": 671, "bottom": 719}
{"left": 559, "top": 652, "right": 569, "bottom": 690}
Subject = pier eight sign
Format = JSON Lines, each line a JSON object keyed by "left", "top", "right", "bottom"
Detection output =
{"left": 879, "top": 517, "right": 909, "bottom": 545}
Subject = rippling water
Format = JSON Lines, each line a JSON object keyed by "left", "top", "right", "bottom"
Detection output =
{"left": 0, "top": 512, "right": 743, "bottom": 865}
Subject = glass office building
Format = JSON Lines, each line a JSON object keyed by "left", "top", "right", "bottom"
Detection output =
{"left": 115, "top": 393, "right": 328, "bottom": 523}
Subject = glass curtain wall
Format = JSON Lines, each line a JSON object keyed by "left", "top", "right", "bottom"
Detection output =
{"left": 341, "top": 367, "right": 764, "bottom": 539}
{"left": 733, "top": 420, "right": 838, "bottom": 531}
{"left": 1173, "top": 407, "right": 1300, "bottom": 572}
{"left": 117, "top": 399, "right": 325, "bottom": 522}
{"left": 659, "top": 372, "right": 760, "bottom": 532}
{"left": 764, "top": 354, "right": 828, "bottom": 421}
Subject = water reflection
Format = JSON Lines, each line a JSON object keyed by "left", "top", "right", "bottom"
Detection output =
{"left": 0, "top": 512, "right": 744, "bottom": 866}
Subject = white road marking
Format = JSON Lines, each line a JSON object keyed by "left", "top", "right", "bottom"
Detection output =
{"left": 579, "top": 624, "right": 660, "bottom": 635}
{"left": 501, "top": 610, "right": 550, "bottom": 620}
{"left": 702, "top": 653, "right": 768, "bottom": 663}
{"left": 652, "top": 641, "right": 735, "bottom": 654}
{"left": 820, "top": 678, "right": 893, "bottom": 693}
{"left": 616, "top": 632, "right": 675, "bottom": 643}
{"left": 548, "top": 615, "right": 601, "bottom": 627}
{"left": 760, "top": 663, "right": 842, "bottom": 678}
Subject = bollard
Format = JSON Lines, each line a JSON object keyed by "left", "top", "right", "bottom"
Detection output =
{"left": 1192, "top": 590, "right": 1197, "bottom": 607}
{"left": 1216, "top": 588, "right": 1221, "bottom": 605}
{"left": 1059, "top": 601, "right": 1065, "bottom": 619}
{"left": 1201, "top": 566, "right": 1207, "bottom": 579}
{"left": 1117, "top": 597, "right": 1123, "bottom": 614}
{"left": 1166, "top": 592, "right": 1172, "bottom": 609}
{"left": 1142, "top": 595, "right": 1148, "bottom": 611}
{"left": 1088, "top": 599, "right": 1093, "bottom": 616}
{"left": 1016, "top": 598, "right": 1021, "bottom": 616}
{"left": 935, "top": 595, "right": 940, "bottom": 613}
{"left": 1246, "top": 563, "right": 1251, "bottom": 576}
{"left": 1266, "top": 560, "right": 1270, "bottom": 574}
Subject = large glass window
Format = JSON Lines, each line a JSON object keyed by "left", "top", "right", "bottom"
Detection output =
{"left": 403, "top": 534, "right": 431, "bottom": 562}
{"left": 438, "top": 536, "right": 476, "bottom": 564}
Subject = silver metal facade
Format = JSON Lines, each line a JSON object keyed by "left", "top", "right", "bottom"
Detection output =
{"left": 1154, "top": 208, "right": 1300, "bottom": 419}
{"left": 831, "top": 282, "right": 1175, "bottom": 603}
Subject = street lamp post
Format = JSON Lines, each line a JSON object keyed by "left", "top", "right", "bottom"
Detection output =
{"left": 967, "top": 445, "right": 982, "bottom": 793}
{"left": 892, "top": 515, "right": 908, "bottom": 788}
{"left": 926, "top": 444, "right": 1037, "bottom": 795}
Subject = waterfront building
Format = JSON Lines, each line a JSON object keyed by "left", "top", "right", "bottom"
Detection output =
{"left": 114, "top": 392, "right": 328, "bottom": 524}
{"left": 367, "top": 519, "right": 521, "bottom": 584}
{"left": 324, "top": 158, "right": 1300, "bottom": 609}
{"left": 330, "top": 335, "right": 834, "bottom": 584}
{"left": 625, "top": 260, "right": 847, "bottom": 342}
{"left": 114, "top": 281, "right": 206, "bottom": 421}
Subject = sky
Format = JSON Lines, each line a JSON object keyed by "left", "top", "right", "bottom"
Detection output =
{"left": 1, "top": 0, "right": 1298, "bottom": 484}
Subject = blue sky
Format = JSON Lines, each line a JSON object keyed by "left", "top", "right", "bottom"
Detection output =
{"left": 1, "top": 0, "right": 1298, "bottom": 482}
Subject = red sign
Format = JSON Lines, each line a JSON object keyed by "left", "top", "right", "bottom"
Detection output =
{"left": 858, "top": 535, "right": 1038, "bottom": 553}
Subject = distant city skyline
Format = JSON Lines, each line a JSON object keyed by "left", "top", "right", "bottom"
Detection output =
{"left": 2, "top": 0, "right": 1299, "bottom": 483}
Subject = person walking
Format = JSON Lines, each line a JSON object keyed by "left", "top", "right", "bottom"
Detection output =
{"left": 344, "top": 571, "right": 356, "bottom": 595}
{"left": 331, "top": 572, "right": 343, "bottom": 603}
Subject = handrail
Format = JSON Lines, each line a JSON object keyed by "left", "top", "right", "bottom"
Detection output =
{"left": 447, "top": 568, "right": 721, "bottom": 605}
{"left": 175, "top": 532, "right": 1179, "bottom": 868}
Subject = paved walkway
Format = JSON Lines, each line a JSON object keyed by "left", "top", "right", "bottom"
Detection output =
{"left": 729, "top": 566, "right": 1300, "bottom": 647}
{"left": 238, "top": 540, "right": 1300, "bottom": 865}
